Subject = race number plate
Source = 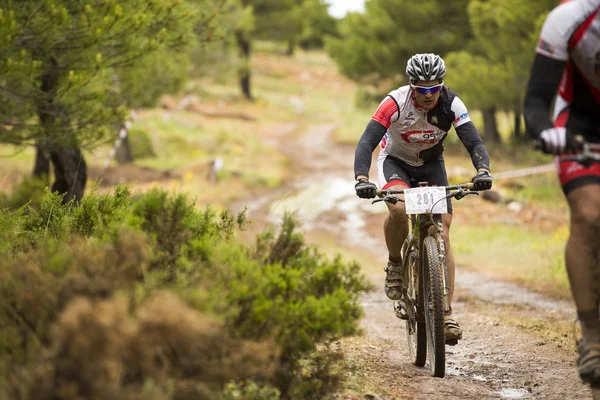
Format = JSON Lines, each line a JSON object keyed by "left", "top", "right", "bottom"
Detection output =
{"left": 404, "top": 187, "right": 448, "bottom": 214}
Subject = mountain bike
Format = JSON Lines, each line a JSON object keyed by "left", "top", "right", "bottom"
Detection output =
{"left": 373, "top": 182, "right": 479, "bottom": 378}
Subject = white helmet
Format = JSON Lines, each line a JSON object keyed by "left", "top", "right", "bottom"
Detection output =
{"left": 406, "top": 53, "right": 446, "bottom": 83}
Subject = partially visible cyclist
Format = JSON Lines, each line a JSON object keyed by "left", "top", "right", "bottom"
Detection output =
{"left": 353, "top": 53, "right": 493, "bottom": 343}
{"left": 523, "top": 0, "right": 600, "bottom": 386}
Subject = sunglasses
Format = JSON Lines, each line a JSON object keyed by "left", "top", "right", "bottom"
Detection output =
{"left": 411, "top": 82, "right": 444, "bottom": 95}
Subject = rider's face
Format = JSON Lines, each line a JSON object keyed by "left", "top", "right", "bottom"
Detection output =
{"left": 412, "top": 80, "right": 443, "bottom": 110}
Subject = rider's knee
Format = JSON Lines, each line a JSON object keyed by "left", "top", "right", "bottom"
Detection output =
{"left": 388, "top": 204, "right": 408, "bottom": 222}
{"left": 571, "top": 206, "right": 600, "bottom": 235}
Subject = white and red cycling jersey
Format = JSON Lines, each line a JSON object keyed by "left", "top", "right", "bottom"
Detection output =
{"left": 372, "top": 85, "right": 471, "bottom": 167}
{"left": 536, "top": 0, "right": 600, "bottom": 133}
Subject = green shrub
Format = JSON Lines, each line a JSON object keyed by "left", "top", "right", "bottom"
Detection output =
{"left": 129, "top": 127, "right": 157, "bottom": 159}
{"left": 70, "top": 185, "right": 132, "bottom": 237}
{"left": 5, "top": 293, "right": 276, "bottom": 400}
{"left": 0, "top": 190, "right": 371, "bottom": 400}
{"left": 0, "top": 176, "right": 48, "bottom": 210}
{"left": 206, "top": 213, "right": 373, "bottom": 398}
{"left": 223, "top": 381, "right": 281, "bottom": 400}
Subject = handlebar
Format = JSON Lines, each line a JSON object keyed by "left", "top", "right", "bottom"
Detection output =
{"left": 375, "top": 182, "right": 474, "bottom": 197}
{"left": 372, "top": 182, "right": 479, "bottom": 206}
{"left": 535, "top": 135, "right": 600, "bottom": 166}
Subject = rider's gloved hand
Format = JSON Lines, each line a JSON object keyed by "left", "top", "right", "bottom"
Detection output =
{"left": 355, "top": 178, "right": 377, "bottom": 199}
{"left": 472, "top": 170, "right": 493, "bottom": 191}
{"left": 539, "top": 127, "right": 582, "bottom": 154}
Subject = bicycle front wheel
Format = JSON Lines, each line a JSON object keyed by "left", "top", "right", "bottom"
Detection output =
{"left": 423, "top": 235, "right": 446, "bottom": 378}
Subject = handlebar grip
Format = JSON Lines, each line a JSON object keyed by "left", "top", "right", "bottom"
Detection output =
{"left": 465, "top": 182, "right": 474, "bottom": 190}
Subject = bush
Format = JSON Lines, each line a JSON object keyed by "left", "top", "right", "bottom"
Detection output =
{"left": 0, "top": 189, "right": 371, "bottom": 400}
{"left": 6, "top": 294, "right": 276, "bottom": 400}
{"left": 4, "top": 185, "right": 132, "bottom": 252}
{"left": 0, "top": 176, "right": 48, "bottom": 210}
{"left": 129, "top": 127, "right": 157, "bottom": 159}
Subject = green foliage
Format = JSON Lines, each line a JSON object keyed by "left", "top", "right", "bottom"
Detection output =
{"left": 0, "top": 189, "right": 370, "bottom": 399}
{"left": 70, "top": 185, "right": 132, "bottom": 237}
{"left": 444, "top": 0, "right": 557, "bottom": 112}
{"left": 223, "top": 381, "right": 281, "bottom": 400}
{"left": 296, "top": 0, "right": 339, "bottom": 50}
{"left": 240, "top": 0, "right": 299, "bottom": 41}
{"left": 117, "top": 51, "right": 190, "bottom": 109}
{"left": 207, "top": 213, "right": 372, "bottom": 395}
{"left": 326, "top": 0, "right": 471, "bottom": 83}
{"left": 1, "top": 186, "right": 132, "bottom": 252}
{"left": 128, "top": 127, "right": 157, "bottom": 159}
{"left": 0, "top": 0, "right": 229, "bottom": 149}
{"left": 0, "top": 176, "right": 48, "bottom": 209}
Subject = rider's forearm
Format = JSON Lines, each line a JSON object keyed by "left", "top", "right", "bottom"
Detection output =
{"left": 523, "top": 54, "right": 565, "bottom": 138}
{"left": 455, "top": 122, "right": 491, "bottom": 172}
{"left": 354, "top": 119, "right": 387, "bottom": 179}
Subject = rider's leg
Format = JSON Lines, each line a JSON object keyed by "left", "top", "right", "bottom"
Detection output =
{"left": 558, "top": 159, "right": 600, "bottom": 382}
{"left": 376, "top": 154, "right": 412, "bottom": 300}
{"left": 382, "top": 184, "right": 410, "bottom": 300}
{"left": 442, "top": 213, "right": 462, "bottom": 342}
{"left": 442, "top": 213, "right": 455, "bottom": 308}
{"left": 384, "top": 186, "right": 410, "bottom": 261}
{"left": 566, "top": 184, "right": 600, "bottom": 347}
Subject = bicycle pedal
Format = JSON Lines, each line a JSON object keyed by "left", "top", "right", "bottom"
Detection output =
{"left": 445, "top": 339, "right": 458, "bottom": 346}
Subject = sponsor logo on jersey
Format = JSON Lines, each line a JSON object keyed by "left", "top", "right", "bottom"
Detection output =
{"left": 401, "top": 130, "right": 443, "bottom": 144}
{"left": 403, "top": 111, "right": 416, "bottom": 126}
{"left": 454, "top": 112, "right": 469, "bottom": 123}
{"left": 538, "top": 39, "right": 555, "bottom": 55}
{"left": 380, "top": 132, "right": 389, "bottom": 149}
{"left": 431, "top": 115, "right": 438, "bottom": 125}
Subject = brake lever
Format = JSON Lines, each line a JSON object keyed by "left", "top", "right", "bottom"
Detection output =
{"left": 453, "top": 190, "right": 479, "bottom": 200}
{"left": 372, "top": 196, "right": 402, "bottom": 204}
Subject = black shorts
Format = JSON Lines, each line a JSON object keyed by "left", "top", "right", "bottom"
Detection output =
{"left": 377, "top": 154, "right": 452, "bottom": 214}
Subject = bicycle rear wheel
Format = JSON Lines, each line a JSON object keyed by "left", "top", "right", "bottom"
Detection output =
{"left": 423, "top": 235, "right": 446, "bottom": 378}
{"left": 402, "top": 235, "right": 426, "bottom": 367}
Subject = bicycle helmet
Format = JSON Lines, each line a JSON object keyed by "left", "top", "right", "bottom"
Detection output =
{"left": 406, "top": 53, "right": 446, "bottom": 83}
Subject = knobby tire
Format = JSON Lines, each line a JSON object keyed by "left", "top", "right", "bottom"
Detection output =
{"left": 403, "top": 234, "right": 427, "bottom": 367}
{"left": 423, "top": 235, "right": 446, "bottom": 378}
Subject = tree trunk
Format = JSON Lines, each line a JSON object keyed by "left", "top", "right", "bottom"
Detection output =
{"left": 482, "top": 108, "right": 501, "bottom": 144}
{"left": 36, "top": 56, "right": 87, "bottom": 203}
{"left": 286, "top": 40, "right": 295, "bottom": 56}
{"left": 50, "top": 147, "right": 87, "bottom": 203}
{"left": 115, "top": 135, "right": 134, "bottom": 164}
{"left": 32, "top": 145, "right": 50, "bottom": 183}
{"left": 513, "top": 111, "right": 524, "bottom": 143}
{"left": 235, "top": 31, "right": 253, "bottom": 101}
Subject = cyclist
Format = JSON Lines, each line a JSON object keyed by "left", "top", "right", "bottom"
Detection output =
{"left": 523, "top": 0, "right": 600, "bottom": 386}
{"left": 354, "top": 53, "right": 493, "bottom": 343}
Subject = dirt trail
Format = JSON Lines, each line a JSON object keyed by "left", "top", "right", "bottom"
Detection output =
{"left": 228, "top": 123, "right": 593, "bottom": 399}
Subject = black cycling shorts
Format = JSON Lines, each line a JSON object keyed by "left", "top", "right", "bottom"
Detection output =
{"left": 377, "top": 154, "right": 452, "bottom": 214}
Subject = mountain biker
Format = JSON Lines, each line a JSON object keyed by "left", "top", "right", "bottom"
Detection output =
{"left": 354, "top": 53, "right": 493, "bottom": 343}
{"left": 523, "top": 0, "right": 600, "bottom": 386}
